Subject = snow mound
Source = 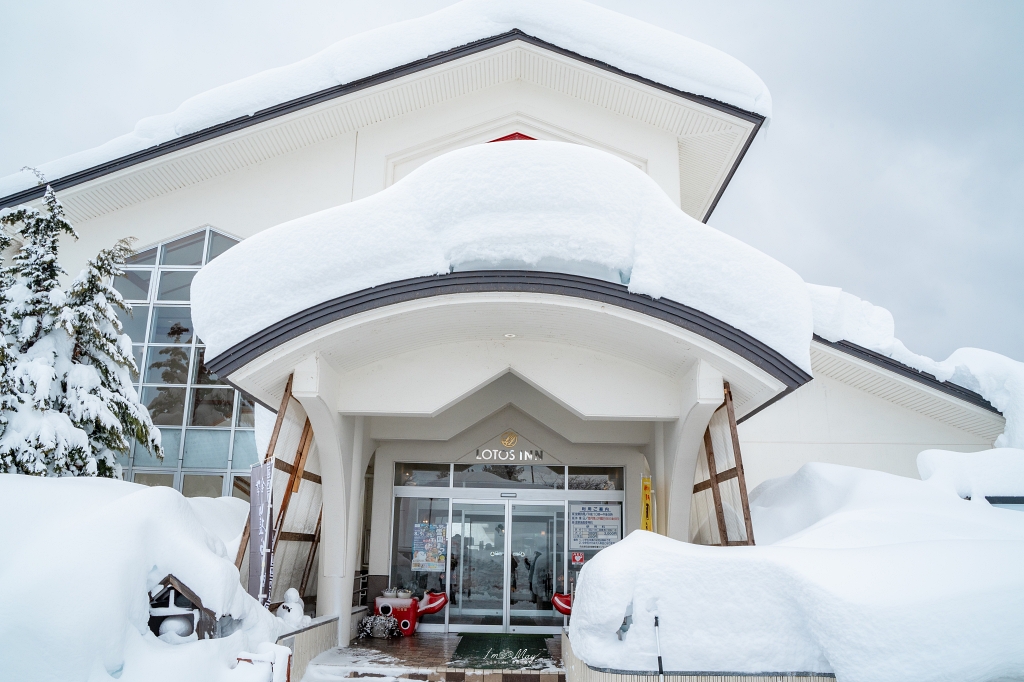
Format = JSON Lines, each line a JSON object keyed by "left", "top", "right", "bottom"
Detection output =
{"left": 569, "top": 463, "right": 1024, "bottom": 681}
{"left": 0, "top": 475, "right": 278, "bottom": 682}
{"left": 0, "top": 0, "right": 769, "bottom": 197}
{"left": 192, "top": 141, "right": 812, "bottom": 371}
{"left": 918, "top": 447, "right": 1024, "bottom": 501}
{"left": 808, "top": 283, "right": 1024, "bottom": 448}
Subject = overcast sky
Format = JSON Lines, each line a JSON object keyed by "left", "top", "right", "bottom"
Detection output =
{"left": 2, "top": 1, "right": 1022, "bottom": 362}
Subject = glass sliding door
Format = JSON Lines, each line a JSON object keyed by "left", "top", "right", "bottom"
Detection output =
{"left": 509, "top": 503, "right": 565, "bottom": 631}
{"left": 449, "top": 502, "right": 507, "bottom": 629}
{"left": 390, "top": 497, "right": 450, "bottom": 625}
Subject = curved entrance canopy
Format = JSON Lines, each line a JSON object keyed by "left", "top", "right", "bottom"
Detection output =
{"left": 208, "top": 271, "right": 809, "bottom": 422}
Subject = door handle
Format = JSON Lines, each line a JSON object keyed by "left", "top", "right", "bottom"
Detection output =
{"left": 512, "top": 551, "right": 526, "bottom": 557}
{"left": 490, "top": 551, "right": 504, "bottom": 556}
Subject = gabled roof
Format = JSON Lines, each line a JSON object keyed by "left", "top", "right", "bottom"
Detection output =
{"left": 0, "top": 0, "right": 770, "bottom": 221}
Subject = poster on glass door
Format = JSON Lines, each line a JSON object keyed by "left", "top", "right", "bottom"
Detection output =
{"left": 411, "top": 523, "right": 447, "bottom": 572}
{"left": 570, "top": 503, "right": 622, "bottom": 550}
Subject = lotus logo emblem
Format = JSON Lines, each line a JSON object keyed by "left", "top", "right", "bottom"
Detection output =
{"left": 500, "top": 431, "right": 518, "bottom": 448}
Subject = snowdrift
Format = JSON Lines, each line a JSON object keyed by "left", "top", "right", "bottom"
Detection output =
{"left": 0, "top": 475, "right": 279, "bottom": 682}
{"left": 0, "top": 0, "right": 769, "bottom": 198}
{"left": 569, "top": 462, "right": 1024, "bottom": 682}
{"left": 192, "top": 141, "right": 813, "bottom": 371}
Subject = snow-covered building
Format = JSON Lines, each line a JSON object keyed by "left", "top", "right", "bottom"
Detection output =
{"left": 1, "top": 0, "right": 1012, "bottom": 647}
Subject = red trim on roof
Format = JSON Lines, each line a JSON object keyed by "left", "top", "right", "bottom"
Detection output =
{"left": 488, "top": 132, "right": 536, "bottom": 142}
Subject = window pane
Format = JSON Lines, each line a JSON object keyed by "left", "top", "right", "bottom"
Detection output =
{"left": 231, "top": 475, "right": 250, "bottom": 502}
{"left": 161, "top": 232, "right": 205, "bottom": 266}
{"left": 134, "top": 472, "right": 174, "bottom": 488}
{"left": 149, "top": 306, "right": 193, "bottom": 344}
{"left": 181, "top": 474, "right": 224, "bottom": 498}
{"left": 568, "top": 467, "right": 624, "bottom": 491}
{"left": 192, "top": 347, "right": 221, "bottom": 385}
{"left": 142, "top": 386, "right": 185, "bottom": 426}
{"left": 236, "top": 395, "right": 255, "bottom": 427}
{"left": 190, "top": 387, "right": 234, "bottom": 427}
{"left": 394, "top": 462, "right": 450, "bottom": 487}
{"left": 454, "top": 464, "right": 564, "bottom": 489}
{"left": 206, "top": 232, "right": 239, "bottom": 263}
{"left": 231, "top": 431, "right": 258, "bottom": 470}
{"left": 157, "top": 270, "right": 195, "bottom": 301}
{"left": 134, "top": 428, "right": 180, "bottom": 467}
{"left": 127, "top": 247, "right": 157, "bottom": 266}
{"left": 130, "top": 345, "right": 144, "bottom": 381}
{"left": 390, "top": 497, "right": 449, "bottom": 604}
{"left": 144, "top": 346, "right": 191, "bottom": 384}
{"left": 117, "top": 305, "right": 149, "bottom": 344}
{"left": 183, "top": 429, "right": 230, "bottom": 468}
{"left": 113, "top": 270, "right": 151, "bottom": 301}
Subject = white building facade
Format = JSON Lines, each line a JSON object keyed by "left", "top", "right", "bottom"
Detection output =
{"left": 0, "top": 1, "right": 1004, "bottom": 644}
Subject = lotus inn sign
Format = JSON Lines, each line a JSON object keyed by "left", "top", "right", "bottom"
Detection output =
{"left": 474, "top": 431, "right": 544, "bottom": 461}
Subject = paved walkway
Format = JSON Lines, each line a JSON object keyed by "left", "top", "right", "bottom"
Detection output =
{"left": 303, "top": 633, "right": 565, "bottom": 682}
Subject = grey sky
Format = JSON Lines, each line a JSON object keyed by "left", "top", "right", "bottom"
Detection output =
{"left": 2, "top": 1, "right": 1021, "bottom": 362}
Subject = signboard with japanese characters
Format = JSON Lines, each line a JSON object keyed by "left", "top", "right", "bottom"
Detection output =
{"left": 411, "top": 522, "right": 447, "bottom": 572}
{"left": 569, "top": 503, "right": 622, "bottom": 550}
{"left": 247, "top": 460, "right": 274, "bottom": 604}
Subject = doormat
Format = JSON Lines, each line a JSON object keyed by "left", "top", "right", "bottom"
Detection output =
{"left": 449, "top": 634, "right": 554, "bottom": 670}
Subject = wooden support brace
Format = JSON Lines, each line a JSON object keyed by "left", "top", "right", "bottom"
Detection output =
{"left": 703, "top": 428, "right": 730, "bottom": 546}
{"left": 724, "top": 382, "right": 756, "bottom": 546}
{"left": 299, "top": 509, "right": 323, "bottom": 599}
{"left": 692, "top": 467, "right": 738, "bottom": 493}
{"left": 234, "top": 524, "right": 250, "bottom": 570}
{"left": 273, "top": 419, "right": 313, "bottom": 553}
{"left": 263, "top": 375, "right": 294, "bottom": 464}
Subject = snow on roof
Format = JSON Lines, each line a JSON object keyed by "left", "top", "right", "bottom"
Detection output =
{"left": 191, "top": 140, "right": 812, "bottom": 371}
{"left": 570, "top": 462, "right": 1024, "bottom": 678}
{"left": 0, "top": 0, "right": 770, "bottom": 199}
{"left": 807, "top": 283, "right": 1024, "bottom": 448}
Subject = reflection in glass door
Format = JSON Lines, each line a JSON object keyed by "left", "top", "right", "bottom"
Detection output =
{"left": 509, "top": 504, "right": 565, "bottom": 631}
{"left": 449, "top": 502, "right": 507, "bottom": 629}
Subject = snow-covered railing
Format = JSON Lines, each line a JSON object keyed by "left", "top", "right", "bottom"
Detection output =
{"left": 276, "top": 615, "right": 339, "bottom": 682}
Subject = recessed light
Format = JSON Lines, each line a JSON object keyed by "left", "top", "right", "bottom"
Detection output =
{"left": 504, "top": 333, "right": 516, "bottom": 338}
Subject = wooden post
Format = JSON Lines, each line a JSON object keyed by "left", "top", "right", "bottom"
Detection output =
{"left": 703, "top": 429, "right": 730, "bottom": 545}
{"left": 263, "top": 374, "right": 294, "bottom": 464}
{"left": 299, "top": 509, "right": 323, "bottom": 599}
{"left": 234, "top": 524, "right": 250, "bottom": 570}
{"left": 723, "top": 382, "right": 756, "bottom": 545}
{"left": 274, "top": 419, "right": 313, "bottom": 553}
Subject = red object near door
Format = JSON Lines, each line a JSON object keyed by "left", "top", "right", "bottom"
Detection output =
{"left": 418, "top": 591, "right": 448, "bottom": 615}
{"left": 551, "top": 592, "right": 572, "bottom": 615}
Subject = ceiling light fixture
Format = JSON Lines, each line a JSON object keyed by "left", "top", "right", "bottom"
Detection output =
{"left": 504, "top": 333, "right": 516, "bottom": 338}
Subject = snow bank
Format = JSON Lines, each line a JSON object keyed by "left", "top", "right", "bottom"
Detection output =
{"left": 808, "top": 283, "right": 1024, "bottom": 448}
{"left": 0, "top": 0, "right": 769, "bottom": 197}
{"left": 918, "top": 447, "right": 1024, "bottom": 501}
{"left": 0, "top": 475, "right": 278, "bottom": 682}
{"left": 569, "top": 463, "right": 1024, "bottom": 681}
{"left": 192, "top": 141, "right": 812, "bottom": 371}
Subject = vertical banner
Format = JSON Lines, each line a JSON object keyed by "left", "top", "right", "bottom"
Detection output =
{"left": 248, "top": 460, "right": 275, "bottom": 604}
{"left": 641, "top": 476, "right": 653, "bottom": 531}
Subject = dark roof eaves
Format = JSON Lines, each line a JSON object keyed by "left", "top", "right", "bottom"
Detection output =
{"left": 812, "top": 334, "right": 1001, "bottom": 415}
{"left": 0, "top": 29, "right": 765, "bottom": 210}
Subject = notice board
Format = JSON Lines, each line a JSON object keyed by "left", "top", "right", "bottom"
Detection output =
{"left": 570, "top": 503, "right": 622, "bottom": 550}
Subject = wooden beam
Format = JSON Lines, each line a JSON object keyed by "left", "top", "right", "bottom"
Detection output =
{"left": 274, "top": 458, "right": 322, "bottom": 484}
{"left": 724, "top": 382, "right": 756, "bottom": 546}
{"left": 263, "top": 374, "right": 294, "bottom": 464}
{"left": 234, "top": 524, "right": 250, "bottom": 570}
{"left": 692, "top": 467, "right": 738, "bottom": 493}
{"left": 291, "top": 424, "right": 313, "bottom": 494}
{"left": 299, "top": 509, "right": 323, "bottom": 599}
{"left": 703, "top": 428, "right": 730, "bottom": 545}
{"left": 277, "top": 531, "right": 317, "bottom": 543}
{"left": 273, "top": 419, "right": 313, "bottom": 553}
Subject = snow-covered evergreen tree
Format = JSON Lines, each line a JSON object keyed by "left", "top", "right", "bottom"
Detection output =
{"left": 0, "top": 187, "right": 160, "bottom": 476}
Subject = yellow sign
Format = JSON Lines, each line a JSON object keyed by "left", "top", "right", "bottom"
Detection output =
{"left": 641, "top": 475, "right": 653, "bottom": 531}
{"left": 500, "top": 431, "right": 518, "bottom": 448}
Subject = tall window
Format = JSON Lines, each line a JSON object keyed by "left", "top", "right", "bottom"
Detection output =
{"left": 112, "top": 227, "right": 254, "bottom": 499}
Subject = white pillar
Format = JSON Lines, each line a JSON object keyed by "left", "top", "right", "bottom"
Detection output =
{"left": 337, "top": 416, "right": 367, "bottom": 646}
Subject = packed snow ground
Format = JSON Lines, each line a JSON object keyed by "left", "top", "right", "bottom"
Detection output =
{"left": 192, "top": 141, "right": 813, "bottom": 371}
{"left": 569, "top": 457, "right": 1024, "bottom": 682}
{"left": 808, "top": 284, "right": 1024, "bottom": 448}
{"left": 0, "top": 0, "right": 769, "bottom": 197}
{"left": 0, "top": 475, "right": 281, "bottom": 682}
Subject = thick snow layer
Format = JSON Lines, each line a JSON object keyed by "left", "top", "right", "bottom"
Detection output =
{"left": 0, "top": 0, "right": 769, "bottom": 197}
{"left": 807, "top": 283, "right": 1024, "bottom": 448}
{"left": 919, "top": 447, "right": 1024, "bottom": 500}
{"left": 569, "top": 462, "right": 1024, "bottom": 681}
{"left": 0, "top": 475, "right": 279, "bottom": 682}
{"left": 193, "top": 141, "right": 812, "bottom": 371}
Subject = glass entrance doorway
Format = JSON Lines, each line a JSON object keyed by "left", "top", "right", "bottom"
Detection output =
{"left": 449, "top": 500, "right": 565, "bottom": 633}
